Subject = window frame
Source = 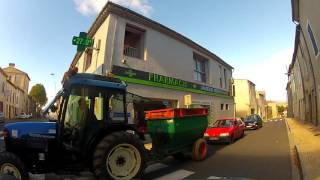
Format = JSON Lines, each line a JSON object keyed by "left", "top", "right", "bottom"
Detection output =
{"left": 193, "top": 53, "right": 208, "bottom": 83}
{"left": 220, "top": 103, "right": 224, "bottom": 110}
{"left": 123, "top": 24, "right": 146, "bottom": 59}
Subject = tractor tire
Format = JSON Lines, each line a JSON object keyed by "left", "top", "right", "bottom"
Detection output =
{"left": 93, "top": 131, "right": 147, "bottom": 180}
{"left": 191, "top": 138, "right": 207, "bottom": 161}
{"left": 0, "top": 152, "right": 28, "bottom": 180}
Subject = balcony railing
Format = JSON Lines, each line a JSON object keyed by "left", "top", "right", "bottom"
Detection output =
{"left": 123, "top": 45, "right": 140, "bottom": 58}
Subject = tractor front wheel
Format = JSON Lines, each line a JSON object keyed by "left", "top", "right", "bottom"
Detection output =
{"left": 192, "top": 138, "right": 207, "bottom": 161}
{"left": 0, "top": 152, "right": 28, "bottom": 180}
{"left": 93, "top": 131, "right": 147, "bottom": 180}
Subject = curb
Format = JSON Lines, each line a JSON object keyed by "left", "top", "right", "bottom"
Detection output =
{"left": 294, "top": 145, "right": 305, "bottom": 180}
{"left": 285, "top": 119, "right": 303, "bottom": 180}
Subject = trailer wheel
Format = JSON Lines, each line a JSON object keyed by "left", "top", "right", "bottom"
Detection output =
{"left": 0, "top": 152, "right": 28, "bottom": 180}
{"left": 93, "top": 131, "right": 146, "bottom": 180}
{"left": 192, "top": 138, "right": 207, "bottom": 161}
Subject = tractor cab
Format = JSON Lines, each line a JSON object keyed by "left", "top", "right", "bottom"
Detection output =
{"left": 2, "top": 71, "right": 144, "bottom": 177}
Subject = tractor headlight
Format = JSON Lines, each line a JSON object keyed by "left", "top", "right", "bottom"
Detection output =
{"left": 204, "top": 133, "right": 209, "bottom": 137}
{"left": 220, "top": 133, "right": 230, "bottom": 137}
{"left": 11, "top": 130, "right": 18, "bottom": 138}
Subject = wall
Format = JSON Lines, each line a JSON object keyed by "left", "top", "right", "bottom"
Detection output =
{"left": 287, "top": 0, "right": 320, "bottom": 125}
{"left": 73, "top": 11, "right": 235, "bottom": 124}
{"left": 234, "top": 79, "right": 258, "bottom": 118}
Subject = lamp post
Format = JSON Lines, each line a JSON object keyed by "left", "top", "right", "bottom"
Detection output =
{"left": 50, "top": 73, "right": 56, "bottom": 96}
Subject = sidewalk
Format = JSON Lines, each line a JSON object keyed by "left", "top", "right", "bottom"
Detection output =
{"left": 286, "top": 118, "right": 320, "bottom": 180}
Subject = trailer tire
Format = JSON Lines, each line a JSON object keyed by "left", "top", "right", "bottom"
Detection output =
{"left": 93, "top": 131, "right": 147, "bottom": 180}
{"left": 192, "top": 138, "right": 207, "bottom": 161}
{"left": 0, "top": 152, "right": 28, "bottom": 180}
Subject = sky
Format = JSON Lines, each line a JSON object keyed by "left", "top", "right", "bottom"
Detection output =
{"left": 0, "top": 0, "right": 295, "bottom": 102}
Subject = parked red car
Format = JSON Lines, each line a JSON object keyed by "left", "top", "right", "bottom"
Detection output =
{"left": 204, "top": 118, "right": 245, "bottom": 144}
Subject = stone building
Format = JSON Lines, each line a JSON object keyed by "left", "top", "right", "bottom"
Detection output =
{"left": 287, "top": 0, "right": 320, "bottom": 126}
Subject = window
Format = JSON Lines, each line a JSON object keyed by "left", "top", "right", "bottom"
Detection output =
{"left": 307, "top": 21, "right": 319, "bottom": 56}
{"left": 220, "top": 103, "right": 224, "bottom": 110}
{"left": 94, "top": 93, "right": 104, "bottom": 121}
{"left": 193, "top": 53, "right": 207, "bottom": 82}
{"left": 123, "top": 24, "right": 145, "bottom": 59}
{"left": 223, "top": 68, "right": 227, "bottom": 88}
{"left": 108, "top": 91, "right": 125, "bottom": 123}
{"left": 84, "top": 49, "right": 93, "bottom": 71}
{"left": 226, "top": 104, "right": 229, "bottom": 110}
{"left": 219, "top": 65, "right": 223, "bottom": 88}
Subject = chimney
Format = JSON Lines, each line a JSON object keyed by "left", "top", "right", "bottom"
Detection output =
{"left": 9, "top": 63, "right": 15, "bottom": 68}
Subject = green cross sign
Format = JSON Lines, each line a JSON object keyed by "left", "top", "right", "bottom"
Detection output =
{"left": 72, "top": 32, "right": 94, "bottom": 52}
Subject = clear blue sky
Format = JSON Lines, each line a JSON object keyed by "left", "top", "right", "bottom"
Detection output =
{"left": 0, "top": 0, "right": 295, "bottom": 101}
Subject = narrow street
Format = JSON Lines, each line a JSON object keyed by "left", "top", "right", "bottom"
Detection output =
{"left": 144, "top": 119, "right": 292, "bottom": 180}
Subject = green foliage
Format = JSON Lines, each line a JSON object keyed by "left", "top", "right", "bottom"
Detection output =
{"left": 29, "top": 84, "right": 47, "bottom": 114}
{"left": 277, "top": 105, "right": 287, "bottom": 114}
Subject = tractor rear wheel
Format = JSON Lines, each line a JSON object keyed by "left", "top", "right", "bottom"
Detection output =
{"left": 191, "top": 138, "right": 207, "bottom": 161}
{"left": 93, "top": 131, "right": 147, "bottom": 180}
{"left": 0, "top": 152, "right": 28, "bottom": 180}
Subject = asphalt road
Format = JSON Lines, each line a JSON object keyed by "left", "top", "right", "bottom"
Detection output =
{"left": 0, "top": 118, "right": 292, "bottom": 180}
{"left": 144, "top": 118, "right": 292, "bottom": 180}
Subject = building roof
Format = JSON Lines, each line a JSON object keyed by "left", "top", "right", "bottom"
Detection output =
{"left": 3, "top": 66, "right": 31, "bottom": 80}
{"left": 0, "top": 68, "right": 7, "bottom": 77}
{"left": 291, "top": 0, "right": 299, "bottom": 22}
{"left": 70, "top": 2, "right": 233, "bottom": 70}
{"left": 288, "top": 25, "right": 300, "bottom": 74}
{"left": 234, "top": 79, "right": 256, "bottom": 86}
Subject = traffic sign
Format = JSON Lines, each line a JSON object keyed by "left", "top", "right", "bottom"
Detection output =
{"left": 72, "top": 32, "right": 94, "bottom": 52}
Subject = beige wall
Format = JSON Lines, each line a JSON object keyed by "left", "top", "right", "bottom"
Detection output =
{"left": 234, "top": 79, "right": 257, "bottom": 118}
{"left": 0, "top": 66, "right": 32, "bottom": 119}
{"left": 3, "top": 69, "right": 29, "bottom": 93}
{"left": 287, "top": 0, "right": 320, "bottom": 126}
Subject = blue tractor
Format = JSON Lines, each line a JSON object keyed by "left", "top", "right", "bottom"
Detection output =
{"left": 0, "top": 70, "right": 149, "bottom": 179}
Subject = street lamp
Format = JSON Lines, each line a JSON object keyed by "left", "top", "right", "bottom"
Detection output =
{"left": 50, "top": 73, "right": 56, "bottom": 95}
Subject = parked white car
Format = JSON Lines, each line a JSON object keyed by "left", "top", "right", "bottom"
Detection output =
{"left": 16, "top": 113, "right": 28, "bottom": 119}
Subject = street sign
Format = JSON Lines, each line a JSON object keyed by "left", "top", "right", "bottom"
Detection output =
{"left": 72, "top": 32, "right": 94, "bottom": 52}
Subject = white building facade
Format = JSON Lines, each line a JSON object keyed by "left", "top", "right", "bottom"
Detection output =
{"left": 70, "top": 2, "right": 235, "bottom": 124}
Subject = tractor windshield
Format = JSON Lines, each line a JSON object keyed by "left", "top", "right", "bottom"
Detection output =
{"left": 43, "top": 90, "right": 64, "bottom": 121}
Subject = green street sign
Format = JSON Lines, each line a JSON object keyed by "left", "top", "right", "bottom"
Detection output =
{"left": 72, "top": 32, "right": 94, "bottom": 52}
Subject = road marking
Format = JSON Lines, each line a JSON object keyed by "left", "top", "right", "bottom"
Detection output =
{"left": 29, "top": 173, "right": 45, "bottom": 180}
{"left": 154, "top": 169, "right": 194, "bottom": 180}
{"left": 207, "top": 176, "right": 255, "bottom": 180}
{"left": 145, "top": 163, "right": 168, "bottom": 174}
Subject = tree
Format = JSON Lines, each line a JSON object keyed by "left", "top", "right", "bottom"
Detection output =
{"left": 277, "top": 105, "right": 287, "bottom": 115}
{"left": 29, "top": 84, "right": 47, "bottom": 116}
